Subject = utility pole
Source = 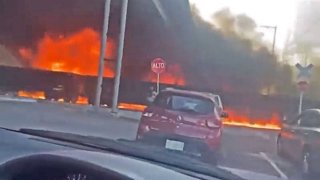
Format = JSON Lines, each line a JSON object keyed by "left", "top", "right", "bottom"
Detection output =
{"left": 272, "top": 26, "right": 277, "bottom": 54}
{"left": 95, "top": 0, "right": 111, "bottom": 107}
{"left": 299, "top": 91, "right": 303, "bottom": 114}
{"left": 259, "top": 25, "right": 277, "bottom": 54}
{"left": 112, "top": 0, "right": 128, "bottom": 113}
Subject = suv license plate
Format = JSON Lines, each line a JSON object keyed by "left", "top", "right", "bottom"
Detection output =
{"left": 165, "top": 140, "right": 184, "bottom": 151}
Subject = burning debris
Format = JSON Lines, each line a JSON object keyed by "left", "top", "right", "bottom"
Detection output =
{"left": 19, "top": 28, "right": 115, "bottom": 77}
{"left": 1, "top": 0, "right": 187, "bottom": 85}
{"left": 18, "top": 90, "right": 89, "bottom": 104}
{"left": 18, "top": 91, "right": 45, "bottom": 100}
{"left": 17, "top": 26, "right": 186, "bottom": 85}
{"left": 1, "top": 0, "right": 286, "bottom": 130}
{"left": 144, "top": 64, "right": 185, "bottom": 85}
{"left": 1, "top": 0, "right": 278, "bottom": 91}
{"left": 223, "top": 109, "right": 281, "bottom": 130}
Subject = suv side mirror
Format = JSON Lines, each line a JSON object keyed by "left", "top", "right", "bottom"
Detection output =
{"left": 221, "top": 111, "right": 228, "bottom": 118}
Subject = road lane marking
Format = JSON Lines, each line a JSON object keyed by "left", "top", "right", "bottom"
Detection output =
{"left": 260, "top": 152, "right": 288, "bottom": 179}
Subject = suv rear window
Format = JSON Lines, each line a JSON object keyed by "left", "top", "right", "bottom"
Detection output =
{"left": 154, "top": 92, "right": 214, "bottom": 115}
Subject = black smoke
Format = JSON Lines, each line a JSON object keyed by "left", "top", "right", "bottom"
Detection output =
{"left": 0, "top": 0, "right": 279, "bottom": 94}
{"left": 0, "top": 0, "right": 105, "bottom": 48}
{"left": 0, "top": 0, "right": 185, "bottom": 76}
{"left": 177, "top": 6, "right": 279, "bottom": 94}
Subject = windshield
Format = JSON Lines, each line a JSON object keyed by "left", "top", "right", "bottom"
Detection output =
{"left": 0, "top": 0, "right": 318, "bottom": 179}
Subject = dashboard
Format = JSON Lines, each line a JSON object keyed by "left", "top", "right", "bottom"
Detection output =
{"left": 0, "top": 129, "right": 207, "bottom": 180}
{"left": 1, "top": 154, "right": 131, "bottom": 180}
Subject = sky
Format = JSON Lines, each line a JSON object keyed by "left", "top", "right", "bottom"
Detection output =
{"left": 189, "top": 0, "right": 300, "bottom": 51}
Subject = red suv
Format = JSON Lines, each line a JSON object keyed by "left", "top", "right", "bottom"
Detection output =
{"left": 137, "top": 88, "right": 226, "bottom": 163}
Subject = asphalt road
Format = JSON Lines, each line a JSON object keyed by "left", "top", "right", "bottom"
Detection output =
{"left": 0, "top": 97, "right": 305, "bottom": 179}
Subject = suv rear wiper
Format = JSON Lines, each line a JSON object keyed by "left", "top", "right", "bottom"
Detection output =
{"left": 1, "top": 128, "right": 244, "bottom": 180}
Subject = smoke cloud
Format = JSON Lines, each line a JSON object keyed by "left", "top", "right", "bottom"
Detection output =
{"left": 181, "top": 6, "right": 278, "bottom": 93}
{"left": 0, "top": 0, "right": 105, "bottom": 48}
{"left": 0, "top": 0, "right": 279, "bottom": 93}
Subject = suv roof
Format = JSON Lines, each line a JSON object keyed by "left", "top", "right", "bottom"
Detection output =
{"left": 162, "top": 88, "right": 219, "bottom": 104}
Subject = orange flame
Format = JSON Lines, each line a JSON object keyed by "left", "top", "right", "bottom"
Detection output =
{"left": 105, "top": 103, "right": 282, "bottom": 130}
{"left": 15, "top": 92, "right": 282, "bottom": 130}
{"left": 18, "top": 91, "right": 45, "bottom": 99}
{"left": 118, "top": 103, "right": 146, "bottom": 112}
{"left": 16, "top": 29, "right": 280, "bottom": 130}
{"left": 19, "top": 27, "right": 186, "bottom": 85}
{"left": 223, "top": 109, "right": 281, "bottom": 130}
{"left": 76, "top": 96, "right": 89, "bottom": 105}
{"left": 19, "top": 28, "right": 115, "bottom": 77}
{"left": 144, "top": 64, "right": 185, "bottom": 85}
{"left": 18, "top": 90, "right": 89, "bottom": 104}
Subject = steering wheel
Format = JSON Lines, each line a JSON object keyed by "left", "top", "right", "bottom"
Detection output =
{"left": 0, "top": 154, "right": 130, "bottom": 180}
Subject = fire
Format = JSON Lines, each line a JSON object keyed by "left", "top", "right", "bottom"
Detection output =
{"left": 18, "top": 91, "right": 45, "bottom": 99}
{"left": 76, "top": 96, "right": 89, "bottom": 105}
{"left": 15, "top": 91, "right": 282, "bottom": 130}
{"left": 18, "top": 27, "right": 186, "bottom": 85}
{"left": 144, "top": 64, "right": 185, "bottom": 85}
{"left": 223, "top": 109, "right": 281, "bottom": 130}
{"left": 17, "top": 90, "right": 89, "bottom": 104}
{"left": 111, "top": 103, "right": 282, "bottom": 130}
{"left": 118, "top": 103, "right": 146, "bottom": 112}
{"left": 19, "top": 28, "right": 115, "bottom": 77}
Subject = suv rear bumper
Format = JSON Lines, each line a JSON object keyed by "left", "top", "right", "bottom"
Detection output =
{"left": 137, "top": 123, "right": 222, "bottom": 151}
{"left": 137, "top": 130, "right": 220, "bottom": 156}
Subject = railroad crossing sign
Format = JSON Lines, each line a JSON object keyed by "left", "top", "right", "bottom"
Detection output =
{"left": 296, "top": 63, "right": 313, "bottom": 92}
{"left": 296, "top": 63, "right": 313, "bottom": 114}
{"left": 151, "top": 58, "right": 166, "bottom": 94}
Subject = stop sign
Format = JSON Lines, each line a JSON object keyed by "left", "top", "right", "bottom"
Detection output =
{"left": 151, "top": 58, "right": 166, "bottom": 74}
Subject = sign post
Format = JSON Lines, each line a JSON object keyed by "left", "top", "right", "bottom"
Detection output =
{"left": 299, "top": 91, "right": 303, "bottom": 115}
{"left": 157, "top": 73, "right": 160, "bottom": 93}
{"left": 151, "top": 58, "right": 166, "bottom": 94}
{"left": 296, "top": 63, "right": 313, "bottom": 114}
{"left": 95, "top": 0, "right": 111, "bottom": 107}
